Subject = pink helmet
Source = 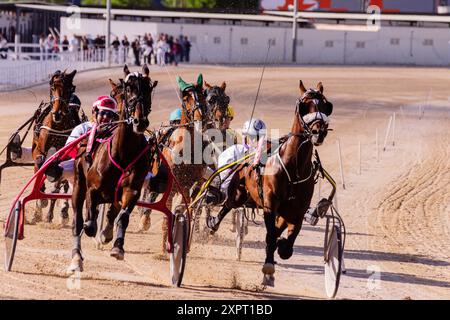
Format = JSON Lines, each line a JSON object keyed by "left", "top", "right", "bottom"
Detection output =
{"left": 92, "top": 96, "right": 118, "bottom": 114}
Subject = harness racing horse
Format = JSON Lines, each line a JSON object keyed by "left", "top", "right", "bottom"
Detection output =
{"left": 33, "top": 70, "right": 81, "bottom": 224}
{"left": 217, "top": 81, "right": 333, "bottom": 286}
{"left": 204, "top": 81, "right": 237, "bottom": 161}
{"left": 158, "top": 74, "right": 212, "bottom": 252}
{"left": 68, "top": 65, "right": 157, "bottom": 272}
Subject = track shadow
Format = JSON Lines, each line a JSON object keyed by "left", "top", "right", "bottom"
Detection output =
{"left": 293, "top": 245, "right": 450, "bottom": 267}
{"left": 277, "top": 263, "right": 450, "bottom": 289}
{"left": 344, "top": 268, "right": 450, "bottom": 289}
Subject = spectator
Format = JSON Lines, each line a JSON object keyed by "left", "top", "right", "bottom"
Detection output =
{"left": 131, "top": 38, "right": 140, "bottom": 66}
{"left": 39, "top": 33, "right": 46, "bottom": 60}
{"left": 0, "top": 33, "right": 8, "bottom": 59}
{"left": 61, "top": 35, "right": 69, "bottom": 52}
{"left": 122, "top": 35, "right": 130, "bottom": 63}
{"left": 68, "top": 34, "right": 79, "bottom": 53}
{"left": 183, "top": 36, "right": 191, "bottom": 63}
{"left": 156, "top": 35, "right": 169, "bottom": 66}
{"left": 45, "top": 34, "right": 55, "bottom": 59}
{"left": 112, "top": 36, "right": 120, "bottom": 63}
{"left": 166, "top": 35, "right": 174, "bottom": 64}
{"left": 172, "top": 38, "right": 182, "bottom": 66}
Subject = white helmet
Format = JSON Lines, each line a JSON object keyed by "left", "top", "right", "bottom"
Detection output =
{"left": 242, "top": 118, "right": 266, "bottom": 137}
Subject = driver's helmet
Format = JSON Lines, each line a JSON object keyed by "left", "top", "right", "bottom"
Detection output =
{"left": 242, "top": 118, "right": 266, "bottom": 137}
{"left": 169, "top": 108, "right": 182, "bottom": 122}
{"left": 92, "top": 96, "right": 118, "bottom": 114}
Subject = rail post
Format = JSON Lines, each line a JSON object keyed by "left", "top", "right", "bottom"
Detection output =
{"left": 337, "top": 139, "right": 345, "bottom": 190}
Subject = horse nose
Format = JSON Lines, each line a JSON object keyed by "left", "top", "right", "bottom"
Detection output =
{"left": 133, "top": 118, "right": 139, "bottom": 126}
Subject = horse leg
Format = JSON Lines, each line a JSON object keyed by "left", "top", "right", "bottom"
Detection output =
{"left": 277, "top": 222, "right": 302, "bottom": 260}
{"left": 60, "top": 180, "right": 70, "bottom": 226}
{"left": 206, "top": 205, "right": 232, "bottom": 233}
{"left": 45, "top": 181, "right": 61, "bottom": 223}
{"left": 100, "top": 204, "right": 119, "bottom": 244}
{"left": 83, "top": 188, "right": 98, "bottom": 238}
{"left": 68, "top": 175, "right": 86, "bottom": 274}
{"left": 261, "top": 209, "right": 278, "bottom": 287}
{"left": 111, "top": 188, "right": 139, "bottom": 260}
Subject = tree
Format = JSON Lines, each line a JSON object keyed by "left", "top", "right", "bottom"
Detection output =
{"left": 161, "top": 0, "right": 217, "bottom": 9}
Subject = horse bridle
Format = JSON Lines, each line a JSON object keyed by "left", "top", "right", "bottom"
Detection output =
{"left": 295, "top": 89, "right": 330, "bottom": 139}
{"left": 205, "top": 86, "right": 230, "bottom": 126}
{"left": 49, "top": 74, "right": 75, "bottom": 123}
{"left": 123, "top": 73, "right": 152, "bottom": 126}
{"left": 181, "top": 88, "right": 209, "bottom": 124}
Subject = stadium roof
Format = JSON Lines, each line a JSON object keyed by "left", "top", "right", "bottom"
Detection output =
{"left": 14, "top": 4, "right": 308, "bottom": 23}
{"left": 264, "top": 10, "right": 450, "bottom": 24}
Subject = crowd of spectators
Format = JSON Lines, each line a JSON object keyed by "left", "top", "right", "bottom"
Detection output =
{"left": 35, "top": 32, "right": 192, "bottom": 66}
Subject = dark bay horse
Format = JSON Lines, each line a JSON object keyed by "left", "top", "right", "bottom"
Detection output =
{"left": 32, "top": 70, "right": 81, "bottom": 224}
{"left": 68, "top": 65, "right": 157, "bottom": 272}
{"left": 217, "top": 80, "right": 333, "bottom": 286}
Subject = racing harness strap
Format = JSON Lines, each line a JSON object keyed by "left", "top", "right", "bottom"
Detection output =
{"left": 107, "top": 138, "right": 151, "bottom": 204}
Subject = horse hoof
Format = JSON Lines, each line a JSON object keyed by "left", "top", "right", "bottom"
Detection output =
{"left": 138, "top": 212, "right": 151, "bottom": 232}
{"left": 60, "top": 217, "right": 69, "bottom": 227}
{"left": 100, "top": 226, "right": 113, "bottom": 245}
{"left": 262, "top": 263, "right": 275, "bottom": 275}
{"left": 262, "top": 274, "right": 275, "bottom": 287}
{"left": 67, "top": 254, "right": 83, "bottom": 274}
{"left": 277, "top": 238, "right": 293, "bottom": 260}
{"left": 110, "top": 246, "right": 125, "bottom": 260}
{"left": 83, "top": 220, "right": 97, "bottom": 238}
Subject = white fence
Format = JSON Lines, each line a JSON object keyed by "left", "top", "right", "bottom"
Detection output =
{"left": 0, "top": 41, "right": 129, "bottom": 91}
{"left": 61, "top": 17, "right": 450, "bottom": 67}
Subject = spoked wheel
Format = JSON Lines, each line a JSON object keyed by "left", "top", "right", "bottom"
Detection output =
{"left": 94, "top": 204, "right": 106, "bottom": 249}
{"left": 235, "top": 208, "right": 245, "bottom": 261}
{"left": 4, "top": 201, "right": 21, "bottom": 272}
{"left": 324, "top": 217, "right": 343, "bottom": 299}
{"left": 170, "top": 212, "right": 188, "bottom": 287}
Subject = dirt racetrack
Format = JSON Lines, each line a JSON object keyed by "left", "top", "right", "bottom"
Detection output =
{"left": 0, "top": 65, "right": 449, "bottom": 300}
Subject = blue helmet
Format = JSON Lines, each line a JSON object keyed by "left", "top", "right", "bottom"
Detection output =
{"left": 169, "top": 108, "right": 182, "bottom": 122}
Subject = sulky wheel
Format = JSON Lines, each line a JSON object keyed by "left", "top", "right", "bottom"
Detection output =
{"left": 235, "top": 208, "right": 245, "bottom": 261}
{"left": 169, "top": 212, "right": 188, "bottom": 287}
{"left": 324, "top": 219, "right": 343, "bottom": 299}
{"left": 4, "top": 200, "right": 21, "bottom": 272}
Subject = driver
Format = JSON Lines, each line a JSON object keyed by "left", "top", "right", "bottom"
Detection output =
{"left": 8, "top": 93, "right": 83, "bottom": 163}
{"left": 206, "top": 118, "right": 267, "bottom": 233}
{"left": 45, "top": 95, "right": 118, "bottom": 182}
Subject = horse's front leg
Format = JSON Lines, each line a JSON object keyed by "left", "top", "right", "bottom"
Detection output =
{"left": 84, "top": 188, "right": 99, "bottom": 237}
{"left": 45, "top": 181, "right": 61, "bottom": 223}
{"left": 110, "top": 187, "right": 140, "bottom": 260}
{"left": 261, "top": 190, "right": 280, "bottom": 287}
{"left": 277, "top": 222, "right": 302, "bottom": 260}
{"left": 68, "top": 171, "right": 86, "bottom": 274}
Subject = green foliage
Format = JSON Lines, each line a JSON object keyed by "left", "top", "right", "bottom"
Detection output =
{"left": 161, "top": 0, "right": 216, "bottom": 9}
{"left": 81, "top": 0, "right": 152, "bottom": 7}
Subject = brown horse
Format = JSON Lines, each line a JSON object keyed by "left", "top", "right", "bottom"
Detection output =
{"left": 157, "top": 74, "right": 212, "bottom": 252}
{"left": 68, "top": 65, "right": 157, "bottom": 272}
{"left": 210, "top": 80, "right": 333, "bottom": 286}
{"left": 204, "top": 81, "right": 237, "bottom": 162}
{"left": 32, "top": 70, "right": 80, "bottom": 224}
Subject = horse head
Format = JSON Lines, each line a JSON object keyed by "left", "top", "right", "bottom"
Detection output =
{"left": 177, "top": 74, "right": 209, "bottom": 131}
{"left": 204, "top": 81, "right": 230, "bottom": 129}
{"left": 296, "top": 80, "right": 333, "bottom": 146}
{"left": 122, "top": 64, "right": 158, "bottom": 134}
{"left": 49, "top": 69, "right": 77, "bottom": 123}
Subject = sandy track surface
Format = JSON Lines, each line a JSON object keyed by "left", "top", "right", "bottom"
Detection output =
{"left": 0, "top": 65, "right": 449, "bottom": 300}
